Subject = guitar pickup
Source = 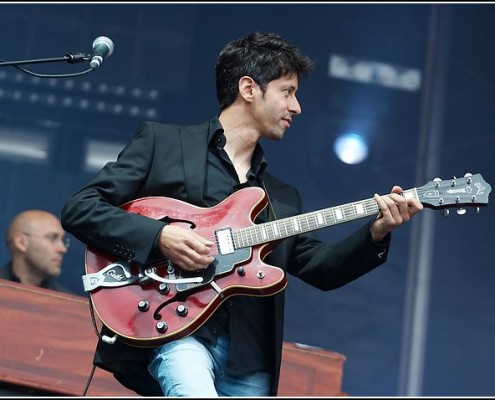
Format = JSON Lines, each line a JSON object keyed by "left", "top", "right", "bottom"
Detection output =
{"left": 215, "top": 228, "right": 235, "bottom": 255}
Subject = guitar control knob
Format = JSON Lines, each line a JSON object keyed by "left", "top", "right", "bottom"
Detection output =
{"left": 237, "top": 267, "right": 246, "bottom": 276}
{"left": 156, "top": 321, "right": 168, "bottom": 333}
{"left": 138, "top": 300, "right": 150, "bottom": 312}
{"left": 158, "top": 283, "right": 170, "bottom": 295}
{"left": 176, "top": 304, "right": 188, "bottom": 317}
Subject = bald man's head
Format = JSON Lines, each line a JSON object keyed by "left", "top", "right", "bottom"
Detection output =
{"left": 7, "top": 210, "right": 60, "bottom": 247}
{"left": 6, "top": 210, "right": 69, "bottom": 286}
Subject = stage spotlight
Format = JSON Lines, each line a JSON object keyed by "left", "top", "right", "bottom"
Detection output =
{"left": 333, "top": 132, "right": 368, "bottom": 164}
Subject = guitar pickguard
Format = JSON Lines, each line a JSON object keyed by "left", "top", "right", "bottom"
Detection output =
{"left": 176, "top": 248, "right": 252, "bottom": 292}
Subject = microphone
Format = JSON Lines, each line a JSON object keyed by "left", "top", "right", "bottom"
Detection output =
{"left": 89, "top": 36, "right": 114, "bottom": 69}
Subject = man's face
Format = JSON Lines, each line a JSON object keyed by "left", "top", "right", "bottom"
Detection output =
{"left": 253, "top": 73, "right": 302, "bottom": 141}
{"left": 23, "top": 217, "right": 68, "bottom": 279}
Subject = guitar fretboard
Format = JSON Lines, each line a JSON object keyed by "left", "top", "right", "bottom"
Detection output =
{"left": 233, "top": 188, "right": 418, "bottom": 249}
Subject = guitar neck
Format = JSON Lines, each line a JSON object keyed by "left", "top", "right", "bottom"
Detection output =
{"left": 233, "top": 188, "right": 418, "bottom": 249}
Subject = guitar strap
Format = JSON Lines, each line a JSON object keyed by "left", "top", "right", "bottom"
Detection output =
{"left": 261, "top": 176, "right": 277, "bottom": 222}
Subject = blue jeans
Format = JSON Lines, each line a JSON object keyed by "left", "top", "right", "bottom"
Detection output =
{"left": 148, "top": 332, "right": 272, "bottom": 397}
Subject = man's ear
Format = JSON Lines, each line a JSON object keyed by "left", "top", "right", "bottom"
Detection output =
{"left": 238, "top": 76, "right": 257, "bottom": 103}
{"left": 13, "top": 232, "right": 29, "bottom": 252}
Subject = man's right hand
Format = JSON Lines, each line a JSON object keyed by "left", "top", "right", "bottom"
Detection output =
{"left": 157, "top": 225, "right": 215, "bottom": 271}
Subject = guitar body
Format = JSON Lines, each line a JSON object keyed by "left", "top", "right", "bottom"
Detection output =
{"left": 85, "top": 187, "right": 288, "bottom": 347}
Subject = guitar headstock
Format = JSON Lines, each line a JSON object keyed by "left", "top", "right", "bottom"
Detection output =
{"left": 416, "top": 173, "right": 491, "bottom": 215}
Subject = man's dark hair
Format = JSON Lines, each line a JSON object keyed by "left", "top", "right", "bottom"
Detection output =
{"left": 215, "top": 32, "right": 314, "bottom": 111}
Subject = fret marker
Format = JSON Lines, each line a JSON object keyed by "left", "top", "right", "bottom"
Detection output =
{"left": 292, "top": 219, "right": 300, "bottom": 231}
{"left": 272, "top": 223, "right": 279, "bottom": 236}
{"left": 335, "top": 208, "right": 343, "bottom": 220}
{"left": 316, "top": 212, "right": 324, "bottom": 225}
{"left": 355, "top": 203, "right": 365, "bottom": 214}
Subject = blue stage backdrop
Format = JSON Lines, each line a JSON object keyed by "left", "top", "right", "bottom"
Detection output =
{"left": 0, "top": 3, "right": 494, "bottom": 396}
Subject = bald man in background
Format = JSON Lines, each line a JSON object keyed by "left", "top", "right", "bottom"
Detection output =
{"left": 1, "top": 210, "right": 71, "bottom": 292}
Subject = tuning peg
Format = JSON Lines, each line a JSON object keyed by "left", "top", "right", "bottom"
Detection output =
{"left": 456, "top": 208, "right": 466, "bottom": 215}
{"left": 464, "top": 172, "right": 473, "bottom": 178}
{"left": 443, "top": 209, "right": 450, "bottom": 217}
{"left": 476, "top": 207, "right": 480, "bottom": 214}
{"left": 433, "top": 177, "right": 442, "bottom": 188}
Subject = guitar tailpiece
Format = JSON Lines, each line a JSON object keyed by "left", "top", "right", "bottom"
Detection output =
{"left": 82, "top": 260, "right": 139, "bottom": 292}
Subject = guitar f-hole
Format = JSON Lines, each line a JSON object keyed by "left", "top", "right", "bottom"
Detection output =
{"left": 153, "top": 292, "right": 189, "bottom": 321}
{"left": 159, "top": 216, "right": 196, "bottom": 229}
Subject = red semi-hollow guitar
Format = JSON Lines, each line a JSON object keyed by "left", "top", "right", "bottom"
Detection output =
{"left": 82, "top": 173, "right": 490, "bottom": 347}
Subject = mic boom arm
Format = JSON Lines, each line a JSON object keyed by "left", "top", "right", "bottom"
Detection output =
{"left": 0, "top": 53, "right": 89, "bottom": 68}
{"left": 0, "top": 36, "right": 113, "bottom": 77}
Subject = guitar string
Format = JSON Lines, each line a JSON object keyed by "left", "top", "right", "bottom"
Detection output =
{"left": 115, "top": 179, "right": 480, "bottom": 278}
{"left": 234, "top": 189, "right": 422, "bottom": 247}
{"left": 147, "top": 188, "right": 421, "bottom": 271}
{"left": 127, "top": 181, "right": 479, "bottom": 276}
{"left": 144, "top": 180, "right": 474, "bottom": 265}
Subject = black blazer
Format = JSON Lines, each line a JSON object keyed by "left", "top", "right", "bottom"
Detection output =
{"left": 62, "top": 118, "right": 389, "bottom": 396}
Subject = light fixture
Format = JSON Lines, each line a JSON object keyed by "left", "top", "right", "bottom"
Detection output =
{"left": 329, "top": 54, "right": 421, "bottom": 92}
{"left": 333, "top": 132, "right": 368, "bottom": 165}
